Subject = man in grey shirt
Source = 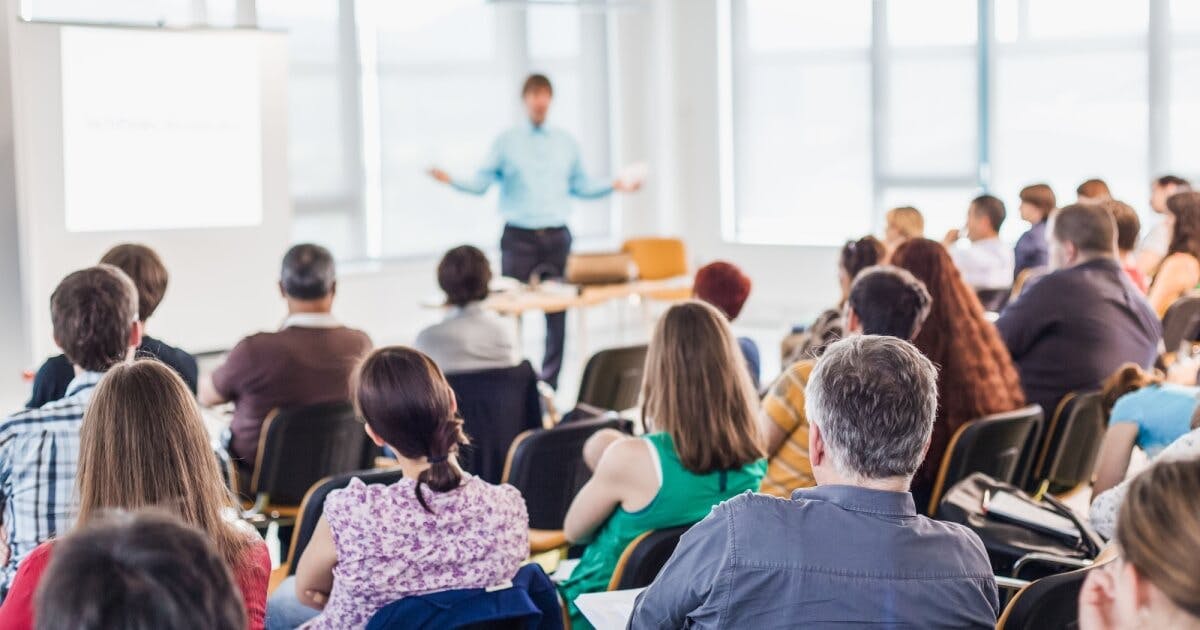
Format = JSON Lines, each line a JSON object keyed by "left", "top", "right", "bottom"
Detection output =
{"left": 629, "top": 335, "right": 999, "bottom": 629}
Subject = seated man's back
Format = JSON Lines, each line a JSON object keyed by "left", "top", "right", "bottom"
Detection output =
{"left": 212, "top": 322, "right": 372, "bottom": 468}
{"left": 629, "top": 489, "right": 997, "bottom": 629}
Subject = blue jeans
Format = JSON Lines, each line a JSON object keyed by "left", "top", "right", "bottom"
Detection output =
{"left": 265, "top": 577, "right": 321, "bottom": 630}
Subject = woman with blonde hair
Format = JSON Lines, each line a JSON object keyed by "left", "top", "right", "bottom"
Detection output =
{"left": 0, "top": 360, "right": 270, "bottom": 629}
{"left": 1090, "top": 363, "right": 1200, "bottom": 498}
{"left": 1079, "top": 459, "right": 1200, "bottom": 629}
{"left": 557, "top": 300, "right": 766, "bottom": 629}
{"left": 884, "top": 206, "right": 925, "bottom": 253}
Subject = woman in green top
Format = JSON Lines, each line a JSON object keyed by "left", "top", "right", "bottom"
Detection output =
{"left": 559, "top": 300, "right": 767, "bottom": 629}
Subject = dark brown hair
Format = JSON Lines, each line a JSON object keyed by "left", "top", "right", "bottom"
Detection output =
{"left": 840, "top": 236, "right": 887, "bottom": 281}
{"left": 522, "top": 73, "right": 553, "bottom": 97}
{"left": 1156, "top": 174, "right": 1191, "bottom": 189}
{"left": 641, "top": 301, "right": 764, "bottom": 474}
{"left": 1166, "top": 192, "right": 1200, "bottom": 261}
{"left": 1101, "top": 200, "right": 1142, "bottom": 253}
{"left": 100, "top": 243, "right": 169, "bottom": 322}
{"left": 1019, "top": 184, "right": 1057, "bottom": 219}
{"left": 51, "top": 265, "right": 138, "bottom": 372}
{"left": 1077, "top": 178, "right": 1112, "bottom": 200}
{"left": 1117, "top": 459, "right": 1200, "bottom": 619}
{"left": 891, "top": 239, "right": 1025, "bottom": 492}
{"left": 353, "top": 347, "right": 468, "bottom": 513}
{"left": 438, "top": 246, "right": 492, "bottom": 307}
{"left": 847, "top": 266, "right": 932, "bottom": 340}
{"left": 1052, "top": 203, "right": 1117, "bottom": 255}
{"left": 1099, "top": 363, "right": 1163, "bottom": 417}
{"left": 35, "top": 509, "right": 246, "bottom": 630}
{"left": 970, "top": 194, "right": 1007, "bottom": 232}
{"left": 79, "top": 360, "right": 252, "bottom": 570}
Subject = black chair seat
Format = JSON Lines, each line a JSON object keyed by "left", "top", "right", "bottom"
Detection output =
{"left": 998, "top": 560, "right": 1114, "bottom": 629}
{"left": 608, "top": 525, "right": 692, "bottom": 590}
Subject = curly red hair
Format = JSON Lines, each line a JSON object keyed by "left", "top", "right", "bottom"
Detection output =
{"left": 891, "top": 239, "right": 1026, "bottom": 500}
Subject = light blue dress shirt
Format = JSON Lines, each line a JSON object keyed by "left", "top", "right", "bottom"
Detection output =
{"left": 451, "top": 121, "right": 613, "bottom": 229}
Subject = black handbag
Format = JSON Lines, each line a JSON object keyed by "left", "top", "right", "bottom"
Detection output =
{"left": 936, "top": 473, "right": 1105, "bottom": 579}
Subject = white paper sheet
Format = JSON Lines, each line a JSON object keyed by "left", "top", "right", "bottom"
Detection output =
{"left": 575, "top": 587, "right": 646, "bottom": 630}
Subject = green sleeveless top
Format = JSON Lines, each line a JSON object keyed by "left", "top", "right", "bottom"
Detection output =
{"left": 558, "top": 432, "right": 766, "bottom": 629}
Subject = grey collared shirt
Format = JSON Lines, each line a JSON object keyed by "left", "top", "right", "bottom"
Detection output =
{"left": 414, "top": 303, "right": 519, "bottom": 375}
{"left": 629, "top": 485, "right": 999, "bottom": 629}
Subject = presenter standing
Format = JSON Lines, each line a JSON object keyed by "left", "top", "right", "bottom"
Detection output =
{"left": 429, "top": 74, "right": 640, "bottom": 388}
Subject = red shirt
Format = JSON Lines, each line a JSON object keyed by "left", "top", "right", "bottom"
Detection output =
{"left": 0, "top": 538, "right": 271, "bottom": 630}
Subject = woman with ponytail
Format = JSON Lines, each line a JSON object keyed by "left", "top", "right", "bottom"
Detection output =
{"left": 266, "top": 347, "right": 528, "bottom": 630}
{"left": 1090, "top": 363, "right": 1200, "bottom": 499}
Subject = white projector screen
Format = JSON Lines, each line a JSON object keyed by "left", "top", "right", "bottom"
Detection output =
{"left": 60, "top": 27, "right": 263, "bottom": 232}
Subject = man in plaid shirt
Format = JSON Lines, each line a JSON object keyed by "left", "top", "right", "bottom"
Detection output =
{"left": 0, "top": 265, "right": 140, "bottom": 595}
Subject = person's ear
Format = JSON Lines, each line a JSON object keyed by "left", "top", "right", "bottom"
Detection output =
{"left": 845, "top": 306, "right": 863, "bottom": 335}
{"left": 278, "top": 281, "right": 288, "bottom": 299}
{"left": 809, "top": 422, "right": 826, "bottom": 469}
{"left": 329, "top": 281, "right": 337, "bottom": 298}
{"left": 363, "top": 422, "right": 386, "bottom": 448}
{"left": 128, "top": 320, "right": 143, "bottom": 351}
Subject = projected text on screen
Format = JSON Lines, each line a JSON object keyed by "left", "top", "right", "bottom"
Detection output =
{"left": 61, "top": 27, "right": 263, "bottom": 232}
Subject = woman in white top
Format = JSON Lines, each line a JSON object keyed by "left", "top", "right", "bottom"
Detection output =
{"left": 1090, "top": 425, "right": 1200, "bottom": 540}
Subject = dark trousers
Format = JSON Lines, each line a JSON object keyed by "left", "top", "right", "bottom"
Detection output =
{"left": 501, "top": 224, "right": 572, "bottom": 388}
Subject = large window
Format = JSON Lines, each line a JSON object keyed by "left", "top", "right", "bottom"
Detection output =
{"left": 728, "top": 0, "right": 1195, "bottom": 246}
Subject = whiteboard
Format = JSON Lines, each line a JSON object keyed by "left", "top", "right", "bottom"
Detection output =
{"left": 11, "top": 22, "right": 292, "bottom": 360}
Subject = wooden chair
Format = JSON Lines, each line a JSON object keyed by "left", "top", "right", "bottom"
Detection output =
{"left": 241, "top": 401, "right": 372, "bottom": 524}
{"left": 502, "top": 415, "right": 628, "bottom": 554}
{"left": 606, "top": 525, "right": 692, "bottom": 591}
{"left": 927, "top": 405, "right": 1042, "bottom": 516}
{"left": 621, "top": 237, "right": 692, "bottom": 302}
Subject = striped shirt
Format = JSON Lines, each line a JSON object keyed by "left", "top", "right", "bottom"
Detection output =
{"left": 0, "top": 371, "right": 102, "bottom": 593}
{"left": 759, "top": 360, "right": 816, "bottom": 497}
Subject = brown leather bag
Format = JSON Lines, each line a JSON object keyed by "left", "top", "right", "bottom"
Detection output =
{"left": 565, "top": 252, "right": 636, "bottom": 285}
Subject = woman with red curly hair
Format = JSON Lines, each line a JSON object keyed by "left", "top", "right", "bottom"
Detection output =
{"left": 891, "top": 238, "right": 1026, "bottom": 511}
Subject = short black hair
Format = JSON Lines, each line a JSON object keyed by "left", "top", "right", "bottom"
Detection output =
{"left": 437, "top": 246, "right": 492, "bottom": 307}
{"left": 970, "top": 194, "right": 1007, "bottom": 232}
{"left": 1157, "top": 175, "right": 1192, "bottom": 189}
{"left": 847, "top": 266, "right": 932, "bottom": 341}
{"left": 51, "top": 265, "right": 138, "bottom": 372}
{"left": 280, "top": 243, "right": 336, "bottom": 300}
{"left": 35, "top": 510, "right": 246, "bottom": 630}
{"left": 522, "top": 73, "right": 553, "bottom": 96}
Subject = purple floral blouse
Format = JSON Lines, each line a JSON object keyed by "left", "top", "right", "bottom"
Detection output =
{"left": 301, "top": 475, "right": 529, "bottom": 629}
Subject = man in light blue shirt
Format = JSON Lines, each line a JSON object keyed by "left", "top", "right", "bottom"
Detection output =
{"left": 430, "top": 74, "right": 639, "bottom": 388}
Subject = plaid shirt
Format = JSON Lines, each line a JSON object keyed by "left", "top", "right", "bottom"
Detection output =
{"left": 0, "top": 371, "right": 102, "bottom": 593}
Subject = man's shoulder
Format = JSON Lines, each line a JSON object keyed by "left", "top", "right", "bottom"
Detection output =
{"left": 0, "top": 397, "right": 85, "bottom": 438}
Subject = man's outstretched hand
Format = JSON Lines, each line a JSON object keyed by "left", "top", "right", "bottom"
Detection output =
{"left": 428, "top": 167, "right": 452, "bottom": 184}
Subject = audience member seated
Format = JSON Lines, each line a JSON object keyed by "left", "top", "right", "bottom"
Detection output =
{"left": 1079, "top": 459, "right": 1200, "bottom": 630}
{"left": 1077, "top": 178, "right": 1113, "bottom": 205}
{"left": 1147, "top": 192, "right": 1200, "bottom": 316}
{"left": 200, "top": 244, "right": 373, "bottom": 485}
{"left": 1136, "top": 175, "right": 1192, "bottom": 275}
{"left": 1014, "top": 183, "right": 1056, "bottom": 279}
{"left": 759, "top": 266, "right": 931, "bottom": 498}
{"left": 943, "top": 194, "right": 1014, "bottom": 292}
{"left": 266, "top": 347, "right": 528, "bottom": 630}
{"left": 892, "top": 238, "right": 1026, "bottom": 508}
{"left": 26, "top": 243, "right": 197, "bottom": 408}
{"left": 692, "top": 260, "right": 759, "bottom": 388}
{"left": 996, "top": 204, "right": 1160, "bottom": 422}
{"left": 33, "top": 510, "right": 248, "bottom": 630}
{"left": 557, "top": 301, "right": 765, "bottom": 629}
{"left": 1090, "top": 421, "right": 1200, "bottom": 540}
{"left": 1104, "top": 200, "right": 1150, "bottom": 293}
{"left": 0, "top": 360, "right": 270, "bottom": 629}
{"left": 630, "top": 335, "right": 1000, "bottom": 629}
{"left": 415, "top": 245, "right": 518, "bottom": 374}
{"left": 781, "top": 236, "right": 886, "bottom": 365}
{"left": 1090, "top": 364, "right": 1200, "bottom": 500}
{"left": 0, "top": 265, "right": 140, "bottom": 592}
{"left": 883, "top": 205, "right": 925, "bottom": 254}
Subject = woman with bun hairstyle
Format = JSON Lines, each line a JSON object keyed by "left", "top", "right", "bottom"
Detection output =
{"left": 265, "top": 347, "right": 529, "bottom": 630}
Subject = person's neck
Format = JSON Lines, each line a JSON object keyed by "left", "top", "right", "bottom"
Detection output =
{"left": 1068, "top": 252, "right": 1114, "bottom": 268}
{"left": 971, "top": 231, "right": 999, "bottom": 243}
{"left": 394, "top": 451, "right": 464, "bottom": 483}
{"left": 286, "top": 299, "right": 333, "bottom": 315}
{"left": 817, "top": 472, "right": 911, "bottom": 493}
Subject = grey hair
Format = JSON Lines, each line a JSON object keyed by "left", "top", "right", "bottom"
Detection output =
{"left": 280, "top": 243, "right": 336, "bottom": 300}
{"left": 805, "top": 335, "right": 938, "bottom": 481}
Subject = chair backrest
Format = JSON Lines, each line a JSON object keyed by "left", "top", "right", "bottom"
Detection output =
{"left": 502, "top": 416, "right": 626, "bottom": 530}
{"left": 928, "top": 405, "right": 1042, "bottom": 515}
{"left": 365, "top": 563, "right": 560, "bottom": 630}
{"left": 997, "top": 560, "right": 1114, "bottom": 630}
{"left": 1032, "top": 392, "right": 1107, "bottom": 495}
{"left": 976, "top": 287, "right": 1010, "bottom": 313}
{"left": 285, "top": 467, "right": 404, "bottom": 576}
{"left": 250, "top": 401, "right": 369, "bottom": 506}
{"left": 622, "top": 237, "right": 688, "bottom": 280}
{"left": 607, "top": 525, "right": 692, "bottom": 591}
{"left": 1162, "top": 293, "right": 1200, "bottom": 352}
{"left": 576, "top": 345, "right": 648, "bottom": 412}
{"left": 446, "top": 361, "right": 543, "bottom": 484}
